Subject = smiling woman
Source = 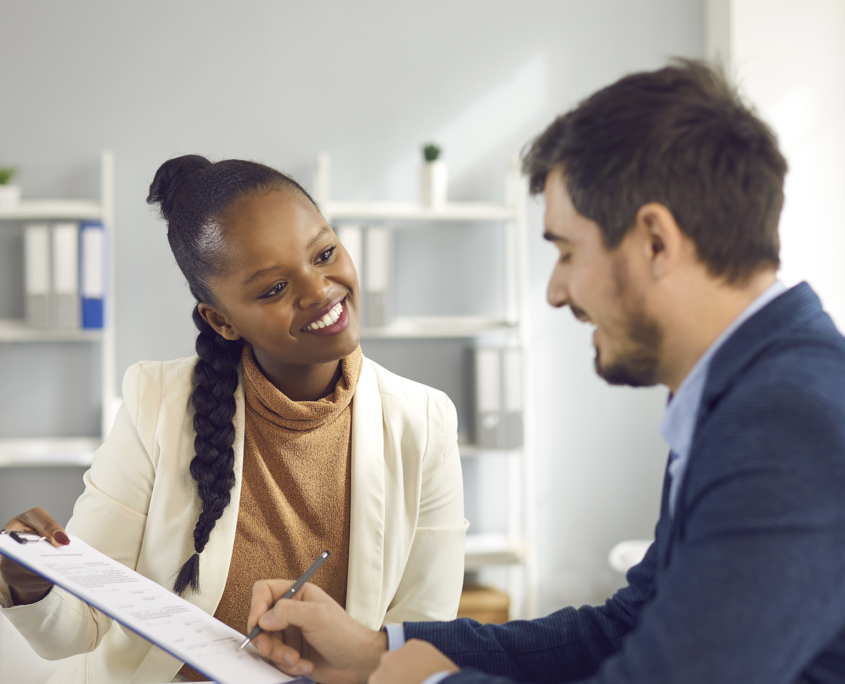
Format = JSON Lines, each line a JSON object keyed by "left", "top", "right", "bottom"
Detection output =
{"left": 0, "top": 155, "right": 468, "bottom": 684}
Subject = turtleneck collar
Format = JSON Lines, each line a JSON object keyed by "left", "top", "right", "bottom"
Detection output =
{"left": 241, "top": 345, "right": 363, "bottom": 431}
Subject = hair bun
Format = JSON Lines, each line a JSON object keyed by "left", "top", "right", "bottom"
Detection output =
{"left": 146, "top": 154, "right": 212, "bottom": 220}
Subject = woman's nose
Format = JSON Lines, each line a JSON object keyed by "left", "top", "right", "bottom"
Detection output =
{"left": 297, "top": 271, "right": 332, "bottom": 309}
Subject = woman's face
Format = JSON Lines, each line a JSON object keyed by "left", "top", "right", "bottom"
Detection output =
{"left": 205, "top": 187, "right": 360, "bottom": 370}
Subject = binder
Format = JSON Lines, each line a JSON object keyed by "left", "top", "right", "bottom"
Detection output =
{"left": 80, "top": 221, "right": 105, "bottom": 329}
{"left": 474, "top": 346, "right": 503, "bottom": 448}
{"left": 337, "top": 223, "right": 363, "bottom": 287}
{"left": 364, "top": 225, "right": 390, "bottom": 327}
{"left": 52, "top": 222, "right": 81, "bottom": 329}
{"left": 24, "top": 224, "right": 51, "bottom": 329}
{"left": 474, "top": 346, "right": 524, "bottom": 449}
{"left": 502, "top": 347, "right": 524, "bottom": 449}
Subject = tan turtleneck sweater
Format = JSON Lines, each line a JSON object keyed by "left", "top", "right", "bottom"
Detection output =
{"left": 179, "top": 346, "right": 362, "bottom": 682}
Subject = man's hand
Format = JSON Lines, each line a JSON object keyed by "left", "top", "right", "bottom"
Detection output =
{"left": 248, "top": 579, "right": 387, "bottom": 684}
{"left": 0, "top": 507, "right": 68, "bottom": 605}
{"left": 371, "top": 639, "right": 459, "bottom": 684}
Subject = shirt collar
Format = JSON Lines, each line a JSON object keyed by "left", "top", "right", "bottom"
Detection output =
{"left": 660, "top": 279, "right": 787, "bottom": 461}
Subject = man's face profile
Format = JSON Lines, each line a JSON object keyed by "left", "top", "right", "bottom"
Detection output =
{"left": 543, "top": 167, "right": 661, "bottom": 387}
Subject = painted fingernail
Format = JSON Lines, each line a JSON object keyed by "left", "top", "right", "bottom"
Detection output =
{"left": 54, "top": 532, "right": 70, "bottom": 545}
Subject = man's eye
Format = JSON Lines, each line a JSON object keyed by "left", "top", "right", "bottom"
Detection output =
{"left": 260, "top": 282, "right": 286, "bottom": 299}
{"left": 317, "top": 246, "right": 336, "bottom": 263}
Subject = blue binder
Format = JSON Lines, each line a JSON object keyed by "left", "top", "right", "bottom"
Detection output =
{"left": 80, "top": 221, "right": 105, "bottom": 329}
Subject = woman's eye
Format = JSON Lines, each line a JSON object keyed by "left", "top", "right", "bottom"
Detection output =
{"left": 260, "top": 282, "right": 286, "bottom": 299}
{"left": 316, "top": 246, "right": 336, "bottom": 263}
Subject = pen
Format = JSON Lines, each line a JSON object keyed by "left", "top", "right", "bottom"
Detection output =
{"left": 239, "top": 550, "right": 330, "bottom": 651}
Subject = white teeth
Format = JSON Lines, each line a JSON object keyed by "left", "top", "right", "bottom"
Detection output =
{"left": 304, "top": 301, "right": 344, "bottom": 331}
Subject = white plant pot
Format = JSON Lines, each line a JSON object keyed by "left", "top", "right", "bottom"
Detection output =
{"left": 419, "top": 161, "right": 447, "bottom": 209}
{"left": 0, "top": 185, "right": 21, "bottom": 209}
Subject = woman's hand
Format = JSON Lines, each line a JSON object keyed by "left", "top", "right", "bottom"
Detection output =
{"left": 0, "top": 507, "right": 68, "bottom": 605}
{"left": 248, "top": 579, "right": 387, "bottom": 684}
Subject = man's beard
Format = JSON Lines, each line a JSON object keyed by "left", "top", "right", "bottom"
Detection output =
{"left": 594, "top": 311, "right": 661, "bottom": 387}
{"left": 594, "top": 316, "right": 661, "bottom": 387}
{"left": 593, "top": 259, "right": 661, "bottom": 387}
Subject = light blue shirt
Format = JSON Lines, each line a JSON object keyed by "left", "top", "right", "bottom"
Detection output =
{"left": 661, "top": 280, "right": 787, "bottom": 515}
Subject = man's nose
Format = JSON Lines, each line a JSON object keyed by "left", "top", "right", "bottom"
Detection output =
{"left": 547, "top": 267, "right": 569, "bottom": 309}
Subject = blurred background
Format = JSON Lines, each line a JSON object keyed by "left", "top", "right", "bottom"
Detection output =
{"left": 0, "top": 1, "right": 843, "bottom": 681}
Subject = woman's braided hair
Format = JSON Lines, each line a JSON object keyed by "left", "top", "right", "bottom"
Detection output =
{"left": 146, "top": 155, "right": 317, "bottom": 595}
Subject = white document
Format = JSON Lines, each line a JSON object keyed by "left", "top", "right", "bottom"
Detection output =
{"left": 0, "top": 533, "right": 304, "bottom": 684}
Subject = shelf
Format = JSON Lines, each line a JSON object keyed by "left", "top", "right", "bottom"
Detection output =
{"left": 324, "top": 201, "right": 516, "bottom": 222}
{"left": 360, "top": 316, "right": 518, "bottom": 339}
{"left": 464, "top": 533, "right": 525, "bottom": 570}
{"left": 0, "top": 318, "right": 103, "bottom": 343}
{"left": 0, "top": 438, "right": 99, "bottom": 468}
{"left": 458, "top": 443, "right": 522, "bottom": 458}
{"left": 0, "top": 200, "right": 103, "bottom": 221}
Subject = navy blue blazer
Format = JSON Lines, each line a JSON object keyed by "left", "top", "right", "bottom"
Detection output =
{"left": 406, "top": 283, "right": 845, "bottom": 683}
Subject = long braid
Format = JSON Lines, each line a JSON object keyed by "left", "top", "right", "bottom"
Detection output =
{"left": 146, "top": 154, "right": 317, "bottom": 595}
{"left": 172, "top": 308, "right": 244, "bottom": 595}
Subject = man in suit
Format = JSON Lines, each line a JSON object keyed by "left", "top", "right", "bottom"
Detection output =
{"left": 245, "top": 59, "right": 845, "bottom": 684}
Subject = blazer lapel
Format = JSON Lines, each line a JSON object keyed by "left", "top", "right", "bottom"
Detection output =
{"left": 345, "top": 359, "right": 386, "bottom": 629}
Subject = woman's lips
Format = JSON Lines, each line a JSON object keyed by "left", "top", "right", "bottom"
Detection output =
{"left": 301, "top": 297, "right": 350, "bottom": 337}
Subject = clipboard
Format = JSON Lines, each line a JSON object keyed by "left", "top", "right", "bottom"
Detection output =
{"left": 0, "top": 531, "right": 307, "bottom": 684}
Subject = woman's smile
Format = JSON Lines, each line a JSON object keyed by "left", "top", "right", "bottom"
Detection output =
{"left": 301, "top": 296, "right": 350, "bottom": 336}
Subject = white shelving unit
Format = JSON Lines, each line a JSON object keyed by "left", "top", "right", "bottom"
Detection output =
{"left": 0, "top": 151, "right": 116, "bottom": 468}
{"left": 314, "top": 153, "right": 537, "bottom": 618}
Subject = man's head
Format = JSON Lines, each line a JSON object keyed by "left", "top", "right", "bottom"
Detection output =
{"left": 525, "top": 60, "right": 787, "bottom": 389}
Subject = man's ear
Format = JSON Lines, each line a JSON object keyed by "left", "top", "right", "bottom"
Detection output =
{"left": 634, "top": 202, "right": 684, "bottom": 280}
{"left": 197, "top": 303, "right": 243, "bottom": 341}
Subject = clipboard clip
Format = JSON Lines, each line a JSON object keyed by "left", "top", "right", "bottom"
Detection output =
{"left": 0, "top": 530, "right": 48, "bottom": 545}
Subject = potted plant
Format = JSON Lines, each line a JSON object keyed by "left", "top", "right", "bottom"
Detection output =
{"left": 419, "top": 142, "right": 447, "bottom": 208}
{"left": 0, "top": 167, "right": 21, "bottom": 209}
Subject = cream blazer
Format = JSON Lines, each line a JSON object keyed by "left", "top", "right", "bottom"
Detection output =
{"left": 0, "top": 355, "right": 468, "bottom": 684}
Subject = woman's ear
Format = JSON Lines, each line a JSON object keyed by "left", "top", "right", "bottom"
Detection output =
{"left": 197, "top": 303, "right": 243, "bottom": 341}
{"left": 634, "top": 202, "right": 685, "bottom": 280}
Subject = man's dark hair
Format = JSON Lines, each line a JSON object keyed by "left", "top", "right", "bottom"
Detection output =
{"left": 522, "top": 59, "right": 787, "bottom": 283}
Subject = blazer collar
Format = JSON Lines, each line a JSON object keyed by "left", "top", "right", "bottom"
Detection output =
{"left": 344, "top": 358, "right": 386, "bottom": 629}
{"left": 698, "top": 281, "right": 823, "bottom": 426}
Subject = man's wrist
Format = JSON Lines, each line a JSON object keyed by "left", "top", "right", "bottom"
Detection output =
{"left": 422, "top": 674, "right": 454, "bottom": 684}
{"left": 358, "top": 628, "right": 389, "bottom": 683}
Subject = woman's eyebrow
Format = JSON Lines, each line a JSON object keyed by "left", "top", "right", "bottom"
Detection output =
{"left": 242, "top": 265, "right": 281, "bottom": 287}
{"left": 242, "top": 226, "right": 333, "bottom": 286}
{"left": 306, "top": 225, "right": 331, "bottom": 250}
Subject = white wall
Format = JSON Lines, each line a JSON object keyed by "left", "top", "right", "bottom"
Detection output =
{"left": 0, "top": 1, "right": 702, "bottom": 623}
{"left": 708, "top": 0, "right": 845, "bottom": 326}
